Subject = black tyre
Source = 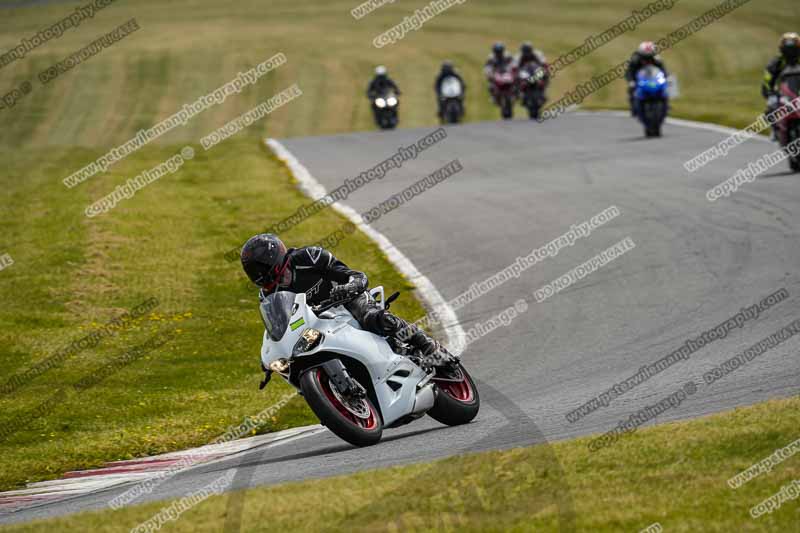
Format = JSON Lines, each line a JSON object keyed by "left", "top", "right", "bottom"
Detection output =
{"left": 300, "top": 367, "right": 383, "bottom": 447}
{"left": 524, "top": 91, "right": 542, "bottom": 120}
{"left": 790, "top": 157, "right": 800, "bottom": 173}
{"left": 501, "top": 97, "right": 513, "bottom": 120}
{"left": 643, "top": 100, "right": 666, "bottom": 138}
{"left": 427, "top": 363, "right": 480, "bottom": 426}
{"left": 444, "top": 101, "right": 461, "bottom": 124}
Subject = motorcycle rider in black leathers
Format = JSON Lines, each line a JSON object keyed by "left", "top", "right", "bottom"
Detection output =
{"left": 241, "top": 234, "right": 450, "bottom": 362}
{"left": 483, "top": 42, "right": 515, "bottom": 97}
{"left": 514, "top": 42, "right": 550, "bottom": 85}
{"left": 514, "top": 42, "right": 550, "bottom": 112}
{"left": 762, "top": 33, "right": 800, "bottom": 140}
{"left": 434, "top": 61, "right": 466, "bottom": 120}
{"left": 367, "top": 65, "right": 400, "bottom": 120}
{"left": 625, "top": 41, "right": 668, "bottom": 116}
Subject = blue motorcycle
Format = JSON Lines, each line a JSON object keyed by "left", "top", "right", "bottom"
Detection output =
{"left": 634, "top": 66, "right": 669, "bottom": 137}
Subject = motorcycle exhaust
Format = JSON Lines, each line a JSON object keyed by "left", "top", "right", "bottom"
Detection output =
{"left": 411, "top": 383, "right": 436, "bottom": 416}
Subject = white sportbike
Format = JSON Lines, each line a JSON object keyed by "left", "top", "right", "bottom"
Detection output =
{"left": 259, "top": 287, "right": 480, "bottom": 446}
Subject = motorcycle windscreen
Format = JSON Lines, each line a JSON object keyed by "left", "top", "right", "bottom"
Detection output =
{"left": 441, "top": 77, "right": 462, "bottom": 98}
{"left": 259, "top": 291, "right": 297, "bottom": 342}
{"left": 638, "top": 65, "right": 665, "bottom": 83}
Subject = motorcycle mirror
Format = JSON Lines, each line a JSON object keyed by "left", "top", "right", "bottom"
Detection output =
{"left": 259, "top": 369, "right": 273, "bottom": 390}
{"left": 385, "top": 291, "right": 400, "bottom": 309}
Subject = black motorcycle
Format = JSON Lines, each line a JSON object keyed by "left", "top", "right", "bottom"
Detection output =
{"left": 518, "top": 63, "right": 547, "bottom": 120}
{"left": 372, "top": 91, "right": 399, "bottom": 130}
{"left": 438, "top": 76, "right": 465, "bottom": 124}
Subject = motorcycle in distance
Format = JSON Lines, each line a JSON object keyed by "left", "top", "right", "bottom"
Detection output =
{"left": 258, "top": 288, "right": 480, "bottom": 447}
{"left": 372, "top": 91, "right": 399, "bottom": 130}
{"left": 774, "top": 65, "right": 800, "bottom": 172}
{"left": 439, "top": 75, "right": 465, "bottom": 124}
{"left": 633, "top": 65, "right": 669, "bottom": 138}
{"left": 518, "top": 63, "right": 547, "bottom": 120}
{"left": 490, "top": 66, "right": 517, "bottom": 120}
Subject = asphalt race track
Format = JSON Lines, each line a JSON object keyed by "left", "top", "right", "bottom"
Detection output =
{"left": 3, "top": 112, "right": 800, "bottom": 524}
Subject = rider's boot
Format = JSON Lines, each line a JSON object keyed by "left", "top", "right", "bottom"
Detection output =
{"left": 371, "top": 308, "right": 455, "bottom": 367}
{"left": 407, "top": 329, "right": 456, "bottom": 367}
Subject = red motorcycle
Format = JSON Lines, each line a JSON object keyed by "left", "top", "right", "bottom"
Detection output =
{"left": 775, "top": 65, "right": 800, "bottom": 172}
{"left": 491, "top": 67, "right": 517, "bottom": 120}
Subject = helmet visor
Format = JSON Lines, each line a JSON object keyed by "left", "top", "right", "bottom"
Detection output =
{"left": 260, "top": 258, "right": 290, "bottom": 292}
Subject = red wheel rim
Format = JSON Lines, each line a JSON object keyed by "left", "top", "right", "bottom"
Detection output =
{"left": 435, "top": 376, "right": 474, "bottom": 403}
{"left": 317, "top": 369, "right": 378, "bottom": 430}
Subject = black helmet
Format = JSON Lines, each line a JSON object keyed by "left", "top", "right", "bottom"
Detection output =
{"left": 521, "top": 42, "right": 534, "bottom": 56}
{"left": 241, "top": 234, "right": 289, "bottom": 290}
{"left": 780, "top": 33, "right": 800, "bottom": 64}
{"left": 492, "top": 42, "right": 505, "bottom": 56}
{"left": 441, "top": 60, "right": 454, "bottom": 74}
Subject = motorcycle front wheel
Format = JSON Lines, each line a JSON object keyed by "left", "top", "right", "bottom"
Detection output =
{"left": 642, "top": 100, "right": 665, "bottom": 137}
{"left": 501, "top": 97, "right": 513, "bottom": 120}
{"left": 444, "top": 101, "right": 462, "bottom": 124}
{"left": 526, "top": 101, "right": 540, "bottom": 120}
{"left": 300, "top": 367, "right": 383, "bottom": 447}
{"left": 789, "top": 126, "right": 800, "bottom": 172}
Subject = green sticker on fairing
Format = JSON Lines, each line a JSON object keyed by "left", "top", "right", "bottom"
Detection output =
{"left": 290, "top": 317, "right": 305, "bottom": 331}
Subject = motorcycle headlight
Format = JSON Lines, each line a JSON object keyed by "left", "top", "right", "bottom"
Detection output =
{"left": 269, "top": 358, "right": 290, "bottom": 373}
{"left": 375, "top": 98, "right": 386, "bottom": 108}
{"left": 292, "top": 328, "right": 324, "bottom": 357}
{"left": 387, "top": 97, "right": 398, "bottom": 107}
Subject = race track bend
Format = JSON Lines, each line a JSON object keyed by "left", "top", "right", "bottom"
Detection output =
{"left": 1, "top": 110, "right": 799, "bottom": 525}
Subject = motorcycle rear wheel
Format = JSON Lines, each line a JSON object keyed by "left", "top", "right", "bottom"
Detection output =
{"left": 300, "top": 367, "right": 383, "bottom": 447}
{"left": 428, "top": 363, "right": 480, "bottom": 426}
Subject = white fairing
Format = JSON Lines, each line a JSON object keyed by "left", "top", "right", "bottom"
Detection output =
{"left": 260, "top": 290, "right": 431, "bottom": 427}
{"left": 441, "top": 76, "right": 463, "bottom": 98}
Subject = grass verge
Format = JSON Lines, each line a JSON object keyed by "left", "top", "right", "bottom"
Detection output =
{"left": 0, "top": 138, "right": 425, "bottom": 491}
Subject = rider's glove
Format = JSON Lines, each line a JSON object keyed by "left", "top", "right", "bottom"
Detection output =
{"left": 331, "top": 283, "right": 360, "bottom": 301}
